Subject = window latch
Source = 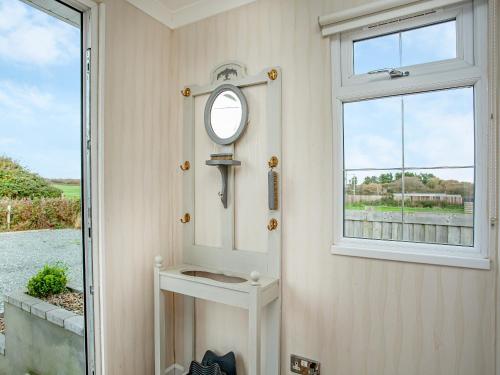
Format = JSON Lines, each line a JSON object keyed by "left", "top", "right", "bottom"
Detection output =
{"left": 368, "top": 68, "right": 410, "bottom": 79}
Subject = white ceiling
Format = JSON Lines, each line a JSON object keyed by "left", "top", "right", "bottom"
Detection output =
{"left": 127, "top": 0, "right": 256, "bottom": 29}
{"left": 160, "top": 0, "right": 199, "bottom": 11}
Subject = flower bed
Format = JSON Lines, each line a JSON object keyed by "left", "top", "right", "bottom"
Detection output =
{"left": 44, "top": 290, "right": 84, "bottom": 315}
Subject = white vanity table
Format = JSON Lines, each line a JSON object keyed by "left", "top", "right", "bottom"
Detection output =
{"left": 154, "top": 62, "right": 282, "bottom": 375}
{"left": 154, "top": 262, "right": 280, "bottom": 374}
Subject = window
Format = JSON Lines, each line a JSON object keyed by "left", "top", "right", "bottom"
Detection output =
{"left": 330, "top": 0, "right": 491, "bottom": 268}
{"left": 353, "top": 20, "right": 457, "bottom": 74}
{"left": 344, "top": 87, "right": 475, "bottom": 246}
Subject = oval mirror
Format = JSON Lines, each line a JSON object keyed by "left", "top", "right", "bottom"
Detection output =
{"left": 204, "top": 84, "right": 248, "bottom": 145}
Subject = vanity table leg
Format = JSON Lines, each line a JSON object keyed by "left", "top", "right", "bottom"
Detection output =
{"left": 265, "top": 297, "right": 281, "bottom": 374}
{"left": 183, "top": 295, "right": 195, "bottom": 371}
{"left": 248, "top": 287, "right": 262, "bottom": 375}
{"left": 154, "top": 257, "right": 166, "bottom": 375}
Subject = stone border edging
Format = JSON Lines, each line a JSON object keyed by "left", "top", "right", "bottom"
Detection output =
{"left": 4, "top": 291, "right": 84, "bottom": 337}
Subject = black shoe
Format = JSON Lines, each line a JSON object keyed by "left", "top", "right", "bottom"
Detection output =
{"left": 188, "top": 360, "right": 224, "bottom": 375}
{"left": 201, "top": 350, "right": 236, "bottom": 375}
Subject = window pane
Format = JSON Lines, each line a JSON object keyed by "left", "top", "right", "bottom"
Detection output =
{"left": 344, "top": 170, "right": 403, "bottom": 241}
{"left": 401, "top": 21, "right": 456, "bottom": 66}
{"left": 404, "top": 87, "right": 474, "bottom": 168}
{"left": 344, "top": 96, "right": 402, "bottom": 170}
{"left": 353, "top": 20, "right": 457, "bottom": 75}
{"left": 354, "top": 34, "right": 399, "bottom": 74}
{"left": 402, "top": 169, "right": 474, "bottom": 246}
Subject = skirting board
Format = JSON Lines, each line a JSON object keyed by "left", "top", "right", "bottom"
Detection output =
{"left": 165, "top": 363, "right": 186, "bottom": 375}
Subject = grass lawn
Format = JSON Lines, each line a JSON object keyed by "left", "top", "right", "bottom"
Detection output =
{"left": 52, "top": 184, "right": 81, "bottom": 199}
{"left": 345, "top": 204, "right": 465, "bottom": 214}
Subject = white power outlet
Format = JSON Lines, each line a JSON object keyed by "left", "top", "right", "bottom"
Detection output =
{"left": 290, "top": 354, "right": 320, "bottom": 375}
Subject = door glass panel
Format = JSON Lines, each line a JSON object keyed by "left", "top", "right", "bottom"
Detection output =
{"left": 0, "top": 0, "right": 87, "bottom": 373}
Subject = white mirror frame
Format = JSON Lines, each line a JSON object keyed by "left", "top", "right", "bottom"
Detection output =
{"left": 204, "top": 83, "right": 249, "bottom": 145}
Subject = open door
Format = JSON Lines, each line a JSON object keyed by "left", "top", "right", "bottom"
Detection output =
{"left": 0, "top": 0, "right": 98, "bottom": 373}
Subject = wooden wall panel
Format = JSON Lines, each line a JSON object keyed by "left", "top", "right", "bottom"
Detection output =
{"left": 168, "top": 1, "right": 498, "bottom": 374}
{"left": 101, "top": 0, "right": 174, "bottom": 374}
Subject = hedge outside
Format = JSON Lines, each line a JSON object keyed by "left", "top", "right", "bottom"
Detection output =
{"left": 0, "top": 157, "right": 63, "bottom": 199}
{"left": 0, "top": 198, "right": 81, "bottom": 232}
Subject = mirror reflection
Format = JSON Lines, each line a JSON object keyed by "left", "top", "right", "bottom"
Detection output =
{"left": 210, "top": 90, "right": 243, "bottom": 139}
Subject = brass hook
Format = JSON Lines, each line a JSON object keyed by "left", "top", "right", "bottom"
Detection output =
{"left": 267, "top": 218, "right": 278, "bottom": 231}
{"left": 180, "top": 161, "right": 190, "bottom": 171}
{"left": 180, "top": 213, "right": 191, "bottom": 224}
{"left": 267, "top": 69, "right": 278, "bottom": 81}
{"left": 268, "top": 156, "right": 278, "bottom": 169}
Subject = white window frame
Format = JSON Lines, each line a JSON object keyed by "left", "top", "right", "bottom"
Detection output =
{"left": 330, "top": 0, "right": 493, "bottom": 269}
{"left": 340, "top": 3, "right": 473, "bottom": 86}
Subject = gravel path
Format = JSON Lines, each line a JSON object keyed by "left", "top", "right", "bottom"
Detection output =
{"left": 0, "top": 229, "right": 83, "bottom": 313}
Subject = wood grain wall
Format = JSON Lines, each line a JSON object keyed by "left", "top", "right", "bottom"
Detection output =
{"left": 167, "top": 1, "right": 498, "bottom": 374}
{"left": 101, "top": 1, "right": 176, "bottom": 373}
{"left": 100, "top": 0, "right": 500, "bottom": 374}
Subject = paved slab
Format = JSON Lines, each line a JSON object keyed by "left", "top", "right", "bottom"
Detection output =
{"left": 6, "top": 291, "right": 40, "bottom": 313}
{"left": 64, "top": 315, "right": 85, "bottom": 336}
{"left": 46, "top": 308, "right": 76, "bottom": 327}
{"left": 0, "top": 229, "right": 83, "bottom": 313}
{"left": 31, "top": 302, "right": 58, "bottom": 320}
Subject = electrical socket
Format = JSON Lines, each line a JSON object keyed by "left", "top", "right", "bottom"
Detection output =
{"left": 290, "top": 354, "right": 320, "bottom": 375}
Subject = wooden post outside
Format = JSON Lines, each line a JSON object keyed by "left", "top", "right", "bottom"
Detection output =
{"left": 6, "top": 205, "right": 11, "bottom": 231}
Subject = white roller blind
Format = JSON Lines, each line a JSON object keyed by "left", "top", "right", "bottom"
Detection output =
{"left": 319, "top": 0, "right": 468, "bottom": 36}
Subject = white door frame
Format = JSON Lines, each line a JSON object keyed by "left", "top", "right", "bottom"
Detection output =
{"left": 59, "top": 0, "right": 105, "bottom": 374}
{"left": 82, "top": 2, "right": 105, "bottom": 375}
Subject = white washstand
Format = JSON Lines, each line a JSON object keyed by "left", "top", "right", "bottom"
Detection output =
{"left": 154, "top": 62, "right": 282, "bottom": 375}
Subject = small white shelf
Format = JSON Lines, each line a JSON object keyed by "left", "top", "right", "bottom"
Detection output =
{"left": 159, "top": 264, "right": 279, "bottom": 309}
{"left": 154, "top": 259, "right": 280, "bottom": 375}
